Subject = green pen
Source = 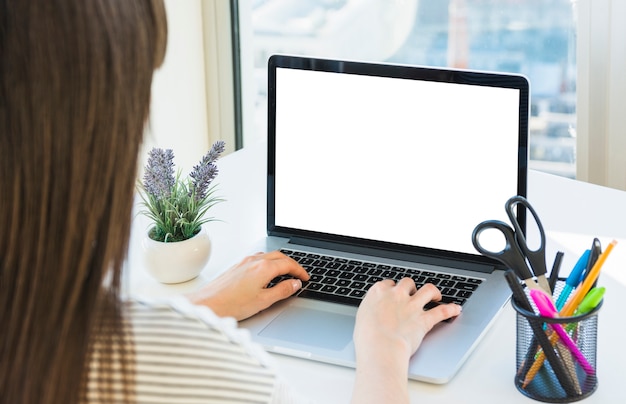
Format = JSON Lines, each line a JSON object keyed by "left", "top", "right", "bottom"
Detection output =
{"left": 566, "top": 286, "right": 605, "bottom": 334}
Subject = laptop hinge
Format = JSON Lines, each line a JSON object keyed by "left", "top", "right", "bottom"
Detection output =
{"left": 288, "top": 237, "right": 497, "bottom": 274}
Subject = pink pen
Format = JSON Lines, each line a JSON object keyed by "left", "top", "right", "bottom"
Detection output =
{"left": 529, "top": 288, "right": 596, "bottom": 376}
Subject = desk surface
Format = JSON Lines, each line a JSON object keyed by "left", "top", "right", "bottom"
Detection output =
{"left": 127, "top": 142, "right": 626, "bottom": 403}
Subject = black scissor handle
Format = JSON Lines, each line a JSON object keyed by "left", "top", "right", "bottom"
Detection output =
{"left": 505, "top": 195, "right": 547, "bottom": 277}
{"left": 471, "top": 219, "right": 533, "bottom": 280}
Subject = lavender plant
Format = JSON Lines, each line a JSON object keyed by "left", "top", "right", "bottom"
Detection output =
{"left": 138, "top": 141, "right": 225, "bottom": 242}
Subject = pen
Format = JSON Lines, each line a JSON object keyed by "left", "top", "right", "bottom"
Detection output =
{"left": 530, "top": 289, "right": 595, "bottom": 375}
{"left": 509, "top": 270, "right": 541, "bottom": 379}
{"left": 553, "top": 341, "right": 582, "bottom": 395}
{"left": 505, "top": 270, "right": 579, "bottom": 395}
{"left": 547, "top": 252, "right": 582, "bottom": 393}
{"left": 548, "top": 251, "right": 564, "bottom": 294}
{"left": 523, "top": 240, "right": 616, "bottom": 386}
{"left": 554, "top": 249, "right": 590, "bottom": 310}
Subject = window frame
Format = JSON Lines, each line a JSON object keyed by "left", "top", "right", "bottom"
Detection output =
{"left": 576, "top": 0, "right": 626, "bottom": 190}
{"left": 200, "top": 0, "right": 238, "bottom": 154}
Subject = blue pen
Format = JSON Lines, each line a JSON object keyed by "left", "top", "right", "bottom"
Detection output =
{"left": 555, "top": 249, "right": 590, "bottom": 310}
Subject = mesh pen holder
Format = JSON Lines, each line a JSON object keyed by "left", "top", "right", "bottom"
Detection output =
{"left": 512, "top": 282, "right": 601, "bottom": 403}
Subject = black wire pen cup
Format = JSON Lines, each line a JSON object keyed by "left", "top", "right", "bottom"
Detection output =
{"left": 512, "top": 282, "right": 601, "bottom": 403}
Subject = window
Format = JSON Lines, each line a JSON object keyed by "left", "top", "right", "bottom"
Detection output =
{"left": 236, "top": 0, "right": 578, "bottom": 179}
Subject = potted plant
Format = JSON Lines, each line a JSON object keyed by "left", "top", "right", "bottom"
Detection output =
{"left": 138, "top": 140, "right": 225, "bottom": 283}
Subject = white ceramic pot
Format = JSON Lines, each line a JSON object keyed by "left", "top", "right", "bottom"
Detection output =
{"left": 141, "top": 227, "right": 212, "bottom": 284}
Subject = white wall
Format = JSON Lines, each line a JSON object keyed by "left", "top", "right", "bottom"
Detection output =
{"left": 143, "top": 0, "right": 209, "bottom": 176}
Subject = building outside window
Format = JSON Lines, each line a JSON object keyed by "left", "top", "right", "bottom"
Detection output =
{"left": 237, "top": 0, "right": 578, "bottom": 179}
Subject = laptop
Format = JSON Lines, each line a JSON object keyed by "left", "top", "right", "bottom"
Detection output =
{"left": 240, "top": 54, "right": 529, "bottom": 384}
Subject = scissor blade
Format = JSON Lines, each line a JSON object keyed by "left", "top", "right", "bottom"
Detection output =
{"left": 524, "top": 276, "right": 551, "bottom": 296}
{"left": 523, "top": 278, "right": 542, "bottom": 291}
{"left": 537, "top": 274, "right": 552, "bottom": 295}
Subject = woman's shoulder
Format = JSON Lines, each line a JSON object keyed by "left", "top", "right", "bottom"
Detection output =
{"left": 86, "top": 296, "right": 314, "bottom": 403}
{"left": 122, "top": 296, "right": 281, "bottom": 402}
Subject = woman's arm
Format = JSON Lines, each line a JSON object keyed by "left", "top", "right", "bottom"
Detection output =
{"left": 186, "top": 251, "right": 310, "bottom": 321}
{"left": 351, "top": 280, "right": 462, "bottom": 403}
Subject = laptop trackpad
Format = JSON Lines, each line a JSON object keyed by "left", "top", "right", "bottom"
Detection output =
{"left": 259, "top": 306, "right": 354, "bottom": 351}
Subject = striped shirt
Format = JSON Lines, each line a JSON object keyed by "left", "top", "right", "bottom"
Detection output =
{"left": 83, "top": 297, "right": 313, "bottom": 404}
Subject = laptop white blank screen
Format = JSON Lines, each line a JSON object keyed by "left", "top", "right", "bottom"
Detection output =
{"left": 273, "top": 67, "right": 522, "bottom": 256}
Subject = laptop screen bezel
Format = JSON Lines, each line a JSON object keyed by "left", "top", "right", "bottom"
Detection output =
{"left": 266, "top": 54, "right": 529, "bottom": 270}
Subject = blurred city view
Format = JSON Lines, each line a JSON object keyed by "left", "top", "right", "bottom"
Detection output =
{"left": 246, "top": 0, "right": 577, "bottom": 178}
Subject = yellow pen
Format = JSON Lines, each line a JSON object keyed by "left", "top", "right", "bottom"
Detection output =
{"left": 522, "top": 240, "right": 616, "bottom": 388}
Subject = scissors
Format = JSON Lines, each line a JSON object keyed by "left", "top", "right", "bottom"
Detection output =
{"left": 471, "top": 195, "right": 551, "bottom": 294}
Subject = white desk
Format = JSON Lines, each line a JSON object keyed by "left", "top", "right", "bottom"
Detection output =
{"left": 127, "top": 142, "right": 626, "bottom": 403}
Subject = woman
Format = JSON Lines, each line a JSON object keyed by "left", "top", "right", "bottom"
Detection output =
{"left": 0, "top": 1, "right": 461, "bottom": 403}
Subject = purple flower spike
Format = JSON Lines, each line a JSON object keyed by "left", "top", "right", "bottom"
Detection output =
{"left": 143, "top": 148, "right": 175, "bottom": 199}
{"left": 204, "top": 140, "right": 225, "bottom": 164}
{"left": 189, "top": 141, "right": 225, "bottom": 201}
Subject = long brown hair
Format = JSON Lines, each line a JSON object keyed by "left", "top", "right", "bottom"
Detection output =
{"left": 0, "top": 1, "right": 167, "bottom": 403}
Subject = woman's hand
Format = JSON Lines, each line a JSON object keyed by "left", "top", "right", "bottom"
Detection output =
{"left": 186, "top": 251, "right": 310, "bottom": 321}
{"left": 355, "top": 279, "right": 461, "bottom": 354}
{"left": 351, "top": 279, "right": 462, "bottom": 403}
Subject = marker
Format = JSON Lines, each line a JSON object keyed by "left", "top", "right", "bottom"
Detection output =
{"left": 530, "top": 289, "right": 595, "bottom": 376}
{"left": 566, "top": 287, "right": 605, "bottom": 334}
{"left": 575, "top": 286, "right": 605, "bottom": 315}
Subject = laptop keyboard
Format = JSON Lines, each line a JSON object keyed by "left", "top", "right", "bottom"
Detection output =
{"left": 269, "top": 249, "right": 483, "bottom": 308}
